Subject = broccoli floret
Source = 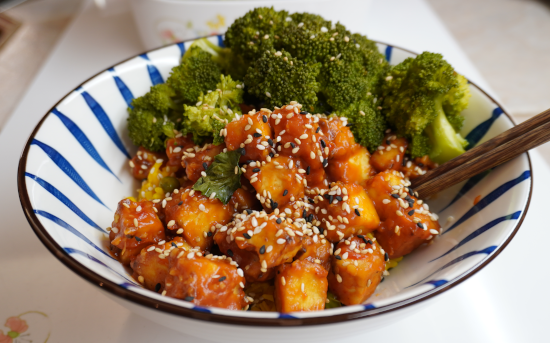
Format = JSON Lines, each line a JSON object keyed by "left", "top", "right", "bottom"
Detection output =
{"left": 182, "top": 75, "right": 244, "bottom": 145}
{"left": 188, "top": 38, "right": 249, "bottom": 82}
{"left": 224, "top": 7, "right": 290, "bottom": 62}
{"left": 381, "top": 52, "right": 471, "bottom": 163}
{"left": 335, "top": 92, "right": 386, "bottom": 152}
{"left": 127, "top": 83, "right": 177, "bottom": 151}
{"left": 167, "top": 45, "right": 222, "bottom": 104}
{"left": 244, "top": 49, "right": 320, "bottom": 109}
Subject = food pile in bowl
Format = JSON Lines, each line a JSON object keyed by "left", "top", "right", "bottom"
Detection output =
{"left": 107, "top": 7, "right": 472, "bottom": 312}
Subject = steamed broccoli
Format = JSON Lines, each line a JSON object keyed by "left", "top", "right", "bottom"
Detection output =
{"left": 167, "top": 45, "right": 222, "bottom": 104}
{"left": 188, "top": 38, "right": 249, "bottom": 82}
{"left": 127, "top": 83, "right": 178, "bottom": 151}
{"left": 182, "top": 75, "right": 244, "bottom": 145}
{"left": 381, "top": 52, "right": 471, "bottom": 163}
{"left": 244, "top": 49, "right": 320, "bottom": 109}
{"left": 224, "top": 7, "right": 290, "bottom": 62}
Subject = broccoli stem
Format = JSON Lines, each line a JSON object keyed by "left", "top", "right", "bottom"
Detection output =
{"left": 424, "top": 97, "right": 468, "bottom": 164}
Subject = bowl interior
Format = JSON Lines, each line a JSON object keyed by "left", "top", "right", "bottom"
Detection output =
{"left": 19, "top": 35, "right": 532, "bottom": 321}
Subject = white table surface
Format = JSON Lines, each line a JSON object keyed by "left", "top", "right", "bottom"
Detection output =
{"left": 1, "top": 0, "right": 549, "bottom": 342}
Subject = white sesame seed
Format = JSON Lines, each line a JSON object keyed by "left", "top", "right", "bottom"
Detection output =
{"left": 342, "top": 252, "right": 349, "bottom": 259}
{"left": 237, "top": 268, "right": 244, "bottom": 277}
{"left": 336, "top": 274, "right": 342, "bottom": 283}
{"left": 430, "top": 229, "right": 439, "bottom": 235}
{"left": 277, "top": 238, "right": 286, "bottom": 244}
{"left": 281, "top": 276, "right": 286, "bottom": 286}
{"left": 199, "top": 204, "right": 206, "bottom": 212}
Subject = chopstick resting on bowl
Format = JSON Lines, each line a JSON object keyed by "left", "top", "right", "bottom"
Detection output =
{"left": 411, "top": 108, "right": 550, "bottom": 198}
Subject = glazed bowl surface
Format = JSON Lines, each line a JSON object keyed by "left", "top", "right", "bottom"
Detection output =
{"left": 18, "top": 35, "right": 532, "bottom": 342}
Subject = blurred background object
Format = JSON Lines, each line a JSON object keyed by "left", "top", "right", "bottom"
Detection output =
{"left": 130, "top": 0, "right": 374, "bottom": 50}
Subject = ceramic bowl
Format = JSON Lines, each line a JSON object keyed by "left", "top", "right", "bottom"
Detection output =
{"left": 17, "top": 35, "right": 532, "bottom": 343}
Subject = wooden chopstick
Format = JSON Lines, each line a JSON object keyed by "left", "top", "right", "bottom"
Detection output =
{"left": 410, "top": 108, "right": 550, "bottom": 198}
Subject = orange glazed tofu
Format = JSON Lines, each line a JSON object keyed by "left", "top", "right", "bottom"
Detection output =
{"left": 130, "top": 237, "right": 192, "bottom": 292}
{"left": 370, "top": 133, "right": 408, "bottom": 172}
{"left": 328, "top": 236, "right": 385, "bottom": 306}
{"left": 224, "top": 110, "right": 274, "bottom": 163}
{"left": 109, "top": 198, "right": 165, "bottom": 265}
{"left": 165, "top": 134, "right": 194, "bottom": 169}
{"left": 326, "top": 143, "right": 374, "bottom": 186}
{"left": 317, "top": 116, "right": 356, "bottom": 160}
{"left": 129, "top": 147, "right": 167, "bottom": 180}
{"left": 365, "top": 170, "right": 441, "bottom": 259}
{"left": 244, "top": 155, "right": 305, "bottom": 211}
{"left": 164, "top": 187, "right": 233, "bottom": 251}
{"left": 275, "top": 260, "right": 328, "bottom": 312}
{"left": 294, "top": 234, "right": 332, "bottom": 271}
{"left": 214, "top": 211, "right": 303, "bottom": 282}
{"left": 165, "top": 247, "right": 247, "bottom": 310}
{"left": 317, "top": 182, "right": 380, "bottom": 242}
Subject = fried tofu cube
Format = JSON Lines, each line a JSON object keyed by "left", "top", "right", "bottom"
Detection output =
{"left": 326, "top": 144, "right": 374, "bottom": 186}
{"left": 317, "top": 117, "right": 356, "bottom": 160}
{"left": 295, "top": 234, "right": 332, "bottom": 271}
{"left": 213, "top": 211, "right": 303, "bottom": 282}
{"left": 365, "top": 170, "right": 441, "bottom": 258}
{"left": 244, "top": 155, "right": 305, "bottom": 211}
{"left": 131, "top": 237, "right": 191, "bottom": 291}
{"left": 110, "top": 198, "right": 165, "bottom": 265}
{"left": 328, "top": 236, "right": 385, "bottom": 305}
{"left": 165, "top": 134, "right": 194, "bottom": 169}
{"left": 164, "top": 186, "right": 233, "bottom": 251}
{"left": 401, "top": 155, "right": 438, "bottom": 180}
{"left": 229, "top": 188, "right": 261, "bottom": 213}
{"left": 275, "top": 260, "right": 328, "bottom": 312}
{"left": 165, "top": 248, "right": 247, "bottom": 310}
{"left": 182, "top": 143, "right": 226, "bottom": 183}
{"left": 370, "top": 134, "right": 408, "bottom": 172}
{"left": 129, "top": 147, "right": 167, "bottom": 180}
{"left": 270, "top": 105, "right": 327, "bottom": 170}
{"left": 318, "top": 182, "right": 380, "bottom": 242}
{"left": 225, "top": 110, "right": 273, "bottom": 163}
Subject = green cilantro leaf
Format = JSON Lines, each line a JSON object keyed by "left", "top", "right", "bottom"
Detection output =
{"left": 192, "top": 150, "right": 242, "bottom": 204}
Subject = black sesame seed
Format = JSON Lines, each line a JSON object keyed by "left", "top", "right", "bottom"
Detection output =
{"left": 324, "top": 111, "right": 331, "bottom": 115}
{"left": 253, "top": 168, "right": 260, "bottom": 172}
{"left": 283, "top": 189, "right": 288, "bottom": 196}
{"left": 386, "top": 139, "right": 391, "bottom": 145}
{"left": 207, "top": 231, "right": 213, "bottom": 237}
{"left": 329, "top": 195, "right": 334, "bottom": 203}
{"left": 268, "top": 138, "right": 274, "bottom": 146}
{"left": 355, "top": 208, "right": 361, "bottom": 216}
{"left": 253, "top": 132, "right": 262, "bottom": 138}
{"left": 408, "top": 209, "right": 415, "bottom": 216}
{"left": 246, "top": 159, "right": 255, "bottom": 164}
{"left": 290, "top": 142, "right": 296, "bottom": 148}
{"left": 155, "top": 283, "right": 161, "bottom": 292}
{"left": 259, "top": 245, "right": 266, "bottom": 254}
{"left": 346, "top": 123, "right": 352, "bottom": 127}
{"left": 178, "top": 201, "right": 183, "bottom": 206}
{"left": 269, "top": 152, "right": 275, "bottom": 158}
{"left": 262, "top": 115, "right": 268, "bottom": 123}
{"left": 272, "top": 201, "right": 278, "bottom": 209}
{"left": 357, "top": 234, "right": 365, "bottom": 239}
{"left": 417, "top": 222, "right": 424, "bottom": 229}
{"left": 227, "top": 249, "right": 234, "bottom": 257}
{"left": 276, "top": 218, "right": 282, "bottom": 224}
{"left": 318, "top": 227, "right": 324, "bottom": 234}
{"left": 243, "top": 233, "right": 251, "bottom": 239}
{"left": 408, "top": 187, "right": 415, "bottom": 195}
{"left": 300, "top": 111, "right": 309, "bottom": 115}
{"left": 384, "top": 252, "right": 389, "bottom": 261}
{"left": 246, "top": 209, "right": 253, "bottom": 214}
{"left": 306, "top": 166, "right": 310, "bottom": 175}
{"left": 203, "top": 162, "right": 208, "bottom": 170}
{"left": 324, "top": 194, "right": 330, "bottom": 200}
{"left": 316, "top": 127, "right": 321, "bottom": 133}
{"left": 308, "top": 198, "right": 314, "bottom": 204}
{"left": 391, "top": 194, "right": 399, "bottom": 199}
{"left": 367, "top": 239, "right": 373, "bottom": 245}
{"left": 308, "top": 214, "right": 314, "bottom": 222}
{"left": 418, "top": 163, "right": 425, "bottom": 167}
{"left": 335, "top": 255, "right": 342, "bottom": 260}
{"left": 135, "top": 236, "right": 142, "bottom": 242}
{"left": 320, "top": 139, "right": 326, "bottom": 148}
{"left": 219, "top": 276, "right": 227, "bottom": 282}
{"left": 239, "top": 147, "right": 246, "bottom": 155}
{"left": 323, "top": 159, "right": 328, "bottom": 168}
{"left": 335, "top": 195, "right": 343, "bottom": 202}
{"left": 302, "top": 209, "right": 307, "bottom": 218}
{"left": 185, "top": 296, "right": 194, "bottom": 302}
{"left": 171, "top": 242, "right": 177, "bottom": 247}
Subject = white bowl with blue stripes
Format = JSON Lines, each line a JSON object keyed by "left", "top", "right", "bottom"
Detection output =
{"left": 18, "top": 35, "right": 532, "bottom": 342}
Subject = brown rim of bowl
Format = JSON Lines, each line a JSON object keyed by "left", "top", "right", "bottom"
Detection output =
{"left": 17, "top": 36, "right": 533, "bottom": 327}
